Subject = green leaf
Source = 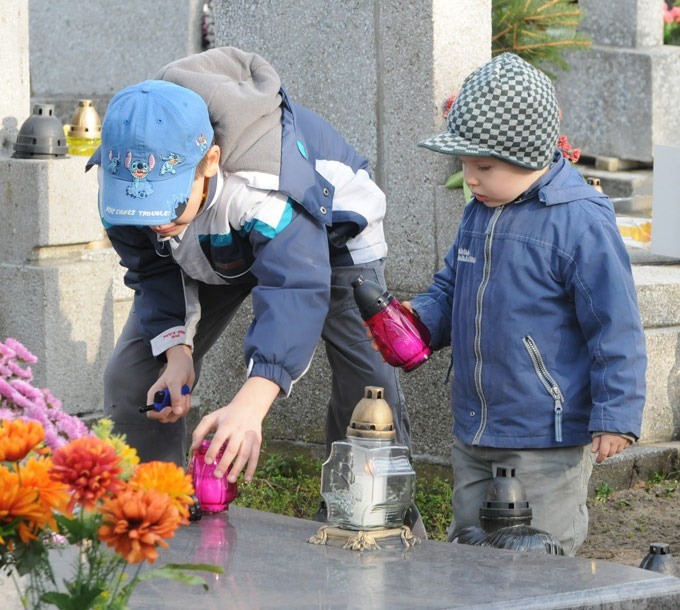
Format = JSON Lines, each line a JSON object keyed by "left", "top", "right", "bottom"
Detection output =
{"left": 162, "top": 562, "right": 224, "bottom": 574}
{"left": 463, "top": 180, "right": 473, "bottom": 202}
{"left": 56, "top": 513, "right": 103, "bottom": 542}
{"left": 136, "top": 564, "right": 224, "bottom": 592}
{"left": 41, "top": 587, "right": 104, "bottom": 610}
{"left": 10, "top": 539, "right": 50, "bottom": 577}
{"left": 444, "top": 171, "right": 465, "bottom": 189}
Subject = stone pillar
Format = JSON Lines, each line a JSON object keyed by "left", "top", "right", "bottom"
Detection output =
{"left": 555, "top": 0, "right": 680, "bottom": 163}
{"left": 201, "top": 0, "right": 491, "bottom": 458}
{"left": 213, "top": 0, "right": 489, "bottom": 291}
{"left": 0, "top": 1, "right": 30, "bottom": 155}
{"left": 0, "top": 2, "right": 123, "bottom": 418}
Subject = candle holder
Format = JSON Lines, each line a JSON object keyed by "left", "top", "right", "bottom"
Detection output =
{"left": 65, "top": 99, "right": 102, "bottom": 156}
{"left": 13, "top": 104, "right": 68, "bottom": 159}
{"left": 188, "top": 440, "right": 238, "bottom": 513}
{"left": 308, "top": 386, "right": 419, "bottom": 551}
{"left": 452, "top": 466, "right": 564, "bottom": 555}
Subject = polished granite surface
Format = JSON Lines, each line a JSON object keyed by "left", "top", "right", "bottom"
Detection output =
{"left": 131, "top": 506, "right": 680, "bottom": 609}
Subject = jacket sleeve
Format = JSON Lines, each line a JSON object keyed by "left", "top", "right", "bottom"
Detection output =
{"left": 567, "top": 215, "right": 647, "bottom": 438}
{"left": 244, "top": 205, "right": 331, "bottom": 395}
{"left": 410, "top": 241, "right": 457, "bottom": 351}
{"left": 106, "top": 225, "right": 197, "bottom": 357}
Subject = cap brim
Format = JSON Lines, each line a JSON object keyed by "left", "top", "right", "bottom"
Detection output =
{"left": 417, "top": 130, "right": 496, "bottom": 158}
{"left": 98, "top": 166, "right": 196, "bottom": 226}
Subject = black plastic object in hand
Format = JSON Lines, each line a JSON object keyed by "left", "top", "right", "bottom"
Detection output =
{"left": 139, "top": 384, "right": 191, "bottom": 413}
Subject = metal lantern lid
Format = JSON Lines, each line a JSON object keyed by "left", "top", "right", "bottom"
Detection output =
{"left": 66, "top": 99, "right": 101, "bottom": 139}
{"left": 346, "top": 386, "right": 396, "bottom": 441}
{"left": 479, "top": 466, "right": 532, "bottom": 530}
{"left": 13, "top": 104, "right": 68, "bottom": 159}
{"left": 639, "top": 542, "right": 680, "bottom": 577}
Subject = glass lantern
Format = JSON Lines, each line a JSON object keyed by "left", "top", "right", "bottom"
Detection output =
{"left": 320, "top": 386, "right": 415, "bottom": 530}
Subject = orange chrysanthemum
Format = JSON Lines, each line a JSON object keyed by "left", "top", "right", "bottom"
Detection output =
{"left": 0, "top": 465, "right": 52, "bottom": 544}
{"left": 0, "top": 419, "right": 45, "bottom": 462}
{"left": 131, "top": 461, "right": 194, "bottom": 522}
{"left": 20, "top": 456, "right": 72, "bottom": 519}
{"left": 50, "top": 436, "right": 124, "bottom": 511}
{"left": 97, "top": 487, "right": 180, "bottom": 564}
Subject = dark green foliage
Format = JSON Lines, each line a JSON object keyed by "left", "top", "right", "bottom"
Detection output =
{"left": 234, "top": 453, "right": 321, "bottom": 520}
{"left": 492, "top": 0, "right": 591, "bottom": 77}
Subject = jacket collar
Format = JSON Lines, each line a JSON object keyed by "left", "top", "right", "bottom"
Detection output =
{"left": 512, "top": 151, "right": 608, "bottom": 207}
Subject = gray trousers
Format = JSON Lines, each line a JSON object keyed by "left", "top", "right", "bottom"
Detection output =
{"left": 448, "top": 435, "right": 593, "bottom": 556}
{"left": 103, "top": 259, "right": 410, "bottom": 467}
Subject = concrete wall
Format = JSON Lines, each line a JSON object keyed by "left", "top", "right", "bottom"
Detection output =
{"left": 555, "top": 0, "right": 680, "bottom": 163}
{"left": 0, "top": 1, "right": 30, "bottom": 154}
{"left": 28, "top": 0, "right": 204, "bottom": 124}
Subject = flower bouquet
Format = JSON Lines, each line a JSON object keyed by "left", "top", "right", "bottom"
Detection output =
{"left": 0, "top": 338, "right": 222, "bottom": 609}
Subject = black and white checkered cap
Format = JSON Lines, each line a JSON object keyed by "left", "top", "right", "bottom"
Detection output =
{"left": 419, "top": 53, "right": 560, "bottom": 170}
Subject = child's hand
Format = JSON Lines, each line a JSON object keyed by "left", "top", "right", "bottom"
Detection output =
{"left": 191, "top": 376, "right": 280, "bottom": 483}
{"left": 147, "top": 344, "right": 195, "bottom": 423}
{"left": 591, "top": 433, "right": 632, "bottom": 464}
{"left": 362, "top": 320, "right": 381, "bottom": 354}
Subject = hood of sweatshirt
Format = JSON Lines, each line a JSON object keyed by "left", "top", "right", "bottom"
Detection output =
{"left": 155, "top": 46, "right": 283, "bottom": 176}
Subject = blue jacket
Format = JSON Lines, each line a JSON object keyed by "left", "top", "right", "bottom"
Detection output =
{"left": 104, "top": 84, "right": 387, "bottom": 396}
{"left": 412, "top": 154, "right": 647, "bottom": 448}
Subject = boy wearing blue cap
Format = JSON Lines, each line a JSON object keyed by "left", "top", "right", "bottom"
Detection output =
{"left": 89, "top": 47, "right": 419, "bottom": 528}
{"left": 409, "top": 53, "right": 646, "bottom": 554}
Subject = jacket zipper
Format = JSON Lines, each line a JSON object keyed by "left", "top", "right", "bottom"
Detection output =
{"left": 522, "top": 335, "right": 565, "bottom": 442}
{"left": 471, "top": 206, "right": 504, "bottom": 445}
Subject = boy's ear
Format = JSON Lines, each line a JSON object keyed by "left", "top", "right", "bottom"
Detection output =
{"left": 203, "top": 145, "right": 221, "bottom": 178}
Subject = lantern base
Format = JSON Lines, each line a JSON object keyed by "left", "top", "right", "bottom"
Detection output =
{"left": 307, "top": 524, "right": 420, "bottom": 551}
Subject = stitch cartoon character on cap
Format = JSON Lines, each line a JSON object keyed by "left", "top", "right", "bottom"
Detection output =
{"left": 159, "top": 152, "right": 184, "bottom": 176}
{"left": 108, "top": 151, "right": 121, "bottom": 175}
{"left": 125, "top": 152, "right": 155, "bottom": 198}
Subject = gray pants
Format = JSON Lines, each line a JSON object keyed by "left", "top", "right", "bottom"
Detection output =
{"left": 449, "top": 436, "right": 593, "bottom": 556}
{"left": 103, "top": 259, "right": 409, "bottom": 467}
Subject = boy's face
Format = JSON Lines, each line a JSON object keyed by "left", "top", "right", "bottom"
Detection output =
{"left": 149, "top": 145, "right": 220, "bottom": 238}
{"left": 459, "top": 156, "right": 548, "bottom": 208}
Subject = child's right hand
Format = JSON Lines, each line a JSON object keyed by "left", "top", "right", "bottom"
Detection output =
{"left": 191, "top": 376, "right": 280, "bottom": 483}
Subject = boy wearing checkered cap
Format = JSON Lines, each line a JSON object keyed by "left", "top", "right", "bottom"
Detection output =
{"left": 410, "top": 53, "right": 646, "bottom": 554}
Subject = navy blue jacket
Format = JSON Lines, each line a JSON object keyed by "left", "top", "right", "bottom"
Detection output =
{"left": 412, "top": 155, "right": 647, "bottom": 448}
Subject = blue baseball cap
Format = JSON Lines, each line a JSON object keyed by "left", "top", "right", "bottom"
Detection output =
{"left": 88, "top": 80, "right": 214, "bottom": 226}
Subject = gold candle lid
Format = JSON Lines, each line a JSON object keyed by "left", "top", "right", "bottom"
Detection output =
{"left": 66, "top": 99, "right": 101, "bottom": 139}
{"left": 346, "top": 386, "right": 396, "bottom": 440}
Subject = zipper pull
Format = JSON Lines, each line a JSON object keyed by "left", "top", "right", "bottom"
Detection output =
{"left": 552, "top": 388, "right": 563, "bottom": 443}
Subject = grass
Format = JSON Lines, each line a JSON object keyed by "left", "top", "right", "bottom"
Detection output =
{"left": 231, "top": 445, "right": 453, "bottom": 541}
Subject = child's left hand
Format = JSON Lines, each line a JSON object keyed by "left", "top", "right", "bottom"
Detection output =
{"left": 591, "top": 433, "right": 632, "bottom": 464}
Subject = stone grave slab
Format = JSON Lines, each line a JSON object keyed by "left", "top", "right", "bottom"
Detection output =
{"left": 131, "top": 506, "right": 680, "bottom": 609}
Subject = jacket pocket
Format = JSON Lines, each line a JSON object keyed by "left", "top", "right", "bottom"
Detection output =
{"left": 523, "top": 335, "right": 565, "bottom": 442}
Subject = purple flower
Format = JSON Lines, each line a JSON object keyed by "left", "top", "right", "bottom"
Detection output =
{"left": 4, "top": 337, "right": 37, "bottom": 363}
{"left": 0, "top": 337, "right": 91, "bottom": 448}
{"left": 7, "top": 360, "right": 33, "bottom": 379}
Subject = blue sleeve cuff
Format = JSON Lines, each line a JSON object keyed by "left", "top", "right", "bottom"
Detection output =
{"left": 247, "top": 360, "right": 293, "bottom": 397}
